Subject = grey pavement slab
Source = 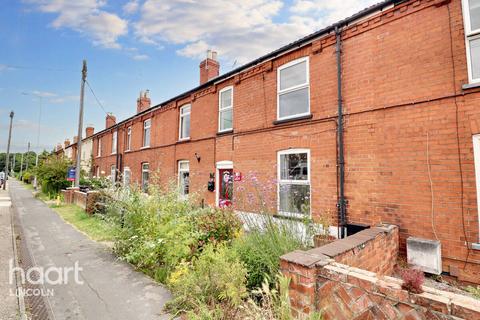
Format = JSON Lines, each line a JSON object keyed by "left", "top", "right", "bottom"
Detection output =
{"left": 0, "top": 186, "right": 18, "bottom": 320}
{"left": 9, "top": 179, "right": 171, "bottom": 320}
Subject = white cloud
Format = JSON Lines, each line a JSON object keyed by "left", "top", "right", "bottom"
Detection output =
{"left": 26, "top": 0, "right": 128, "bottom": 49}
{"left": 31, "top": 90, "right": 57, "bottom": 98}
{"left": 134, "top": 0, "right": 380, "bottom": 65}
{"left": 0, "top": 64, "right": 15, "bottom": 72}
{"left": 132, "top": 54, "right": 149, "bottom": 60}
{"left": 123, "top": 0, "right": 139, "bottom": 15}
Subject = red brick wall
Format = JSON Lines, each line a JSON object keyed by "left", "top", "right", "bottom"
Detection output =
{"left": 92, "top": 0, "right": 480, "bottom": 274}
{"left": 280, "top": 225, "right": 480, "bottom": 319}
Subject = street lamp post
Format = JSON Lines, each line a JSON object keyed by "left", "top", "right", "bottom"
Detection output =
{"left": 22, "top": 92, "right": 43, "bottom": 191}
{"left": 4, "top": 111, "right": 14, "bottom": 190}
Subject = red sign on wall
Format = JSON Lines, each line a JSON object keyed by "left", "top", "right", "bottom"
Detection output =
{"left": 234, "top": 172, "right": 242, "bottom": 181}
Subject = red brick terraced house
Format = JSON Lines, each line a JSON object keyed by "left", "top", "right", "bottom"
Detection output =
{"left": 92, "top": 0, "right": 480, "bottom": 282}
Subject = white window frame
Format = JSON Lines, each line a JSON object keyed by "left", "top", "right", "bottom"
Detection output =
{"left": 141, "top": 163, "right": 149, "bottom": 192}
{"left": 111, "top": 130, "right": 117, "bottom": 154}
{"left": 126, "top": 126, "right": 132, "bottom": 151}
{"left": 110, "top": 165, "right": 116, "bottom": 183}
{"left": 143, "top": 119, "right": 151, "bottom": 147}
{"left": 179, "top": 104, "right": 191, "bottom": 140}
{"left": 123, "top": 167, "right": 131, "bottom": 186}
{"left": 178, "top": 160, "right": 190, "bottom": 197}
{"left": 277, "top": 57, "right": 310, "bottom": 121}
{"left": 472, "top": 135, "right": 480, "bottom": 242}
{"left": 97, "top": 137, "right": 102, "bottom": 157}
{"left": 277, "top": 148, "right": 311, "bottom": 218}
{"left": 218, "top": 86, "right": 233, "bottom": 132}
{"left": 462, "top": 0, "right": 480, "bottom": 83}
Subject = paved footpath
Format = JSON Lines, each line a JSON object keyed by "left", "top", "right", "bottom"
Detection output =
{"left": 0, "top": 184, "right": 18, "bottom": 320}
{"left": 9, "top": 179, "right": 171, "bottom": 320}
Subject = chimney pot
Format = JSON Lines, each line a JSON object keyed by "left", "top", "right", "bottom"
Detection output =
{"left": 137, "top": 90, "right": 151, "bottom": 113}
{"left": 64, "top": 139, "right": 71, "bottom": 148}
{"left": 199, "top": 50, "right": 220, "bottom": 85}
{"left": 86, "top": 126, "right": 95, "bottom": 138}
{"left": 106, "top": 113, "right": 116, "bottom": 129}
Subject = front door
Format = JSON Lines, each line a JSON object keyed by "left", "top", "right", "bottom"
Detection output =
{"left": 218, "top": 168, "right": 233, "bottom": 208}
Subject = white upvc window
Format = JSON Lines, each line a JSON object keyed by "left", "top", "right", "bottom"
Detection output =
{"left": 110, "top": 165, "right": 116, "bottom": 183}
{"left": 277, "top": 149, "right": 311, "bottom": 217}
{"left": 141, "top": 163, "right": 149, "bottom": 193}
{"left": 178, "top": 160, "right": 190, "bottom": 197}
{"left": 126, "top": 126, "right": 132, "bottom": 151}
{"left": 179, "top": 104, "right": 191, "bottom": 140}
{"left": 277, "top": 57, "right": 310, "bottom": 121}
{"left": 123, "top": 167, "right": 131, "bottom": 186}
{"left": 472, "top": 135, "right": 480, "bottom": 242}
{"left": 463, "top": 0, "right": 480, "bottom": 83}
{"left": 112, "top": 130, "right": 117, "bottom": 154}
{"left": 143, "top": 119, "right": 151, "bottom": 147}
{"left": 97, "top": 138, "right": 102, "bottom": 157}
{"left": 218, "top": 86, "right": 233, "bottom": 132}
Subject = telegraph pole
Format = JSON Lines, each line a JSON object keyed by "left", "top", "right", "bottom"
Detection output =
{"left": 19, "top": 150, "right": 24, "bottom": 177}
{"left": 4, "top": 111, "right": 14, "bottom": 190}
{"left": 25, "top": 142, "right": 30, "bottom": 171}
{"left": 75, "top": 60, "right": 87, "bottom": 187}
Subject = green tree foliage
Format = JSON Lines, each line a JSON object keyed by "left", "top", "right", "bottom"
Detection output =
{"left": 35, "top": 155, "right": 72, "bottom": 197}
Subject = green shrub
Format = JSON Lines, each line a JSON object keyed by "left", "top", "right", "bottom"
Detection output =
{"left": 167, "top": 244, "right": 248, "bottom": 317}
{"left": 105, "top": 184, "right": 242, "bottom": 283}
{"left": 233, "top": 218, "right": 306, "bottom": 289}
{"left": 35, "top": 156, "right": 71, "bottom": 197}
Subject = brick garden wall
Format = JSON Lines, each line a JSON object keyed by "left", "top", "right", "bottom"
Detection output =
{"left": 280, "top": 224, "right": 480, "bottom": 319}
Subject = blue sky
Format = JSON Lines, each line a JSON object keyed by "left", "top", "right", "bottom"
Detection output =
{"left": 0, "top": 0, "right": 378, "bottom": 152}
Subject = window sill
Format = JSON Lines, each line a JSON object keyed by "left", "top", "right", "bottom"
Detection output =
{"left": 124, "top": 150, "right": 132, "bottom": 153}
{"left": 273, "top": 213, "right": 311, "bottom": 222}
{"left": 273, "top": 114, "right": 313, "bottom": 125}
{"left": 462, "top": 82, "right": 480, "bottom": 90}
{"left": 178, "top": 138, "right": 191, "bottom": 144}
{"left": 140, "top": 146, "right": 150, "bottom": 150}
{"left": 472, "top": 243, "right": 480, "bottom": 251}
{"left": 217, "top": 129, "right": 233, "bottom": 136}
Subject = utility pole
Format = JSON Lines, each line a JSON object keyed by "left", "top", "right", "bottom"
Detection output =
{"left": 25, "top": 142, "right": 30, "bottom": 171}
{"left": 33, "top": 96, "right": 42, "bottom": 191}
{"left": 4, "top": 111, "right": 14, "bottom": 190}
{"left": 75, "top": 60, "right": 87, "bottom": 187}
{"left": 19, "top": 151, "right": 24, "bottom": 177}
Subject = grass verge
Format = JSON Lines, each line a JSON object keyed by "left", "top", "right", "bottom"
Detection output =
{"left": 50, "top": 204, "right": 115, "bottom": 243}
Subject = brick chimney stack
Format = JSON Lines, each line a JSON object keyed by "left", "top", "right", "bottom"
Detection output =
{"left": 56, "top": 143, "right": 62, "bottom": 151}
{"left": 199, "top": 50, "right": 219, "bottom": 85}
{"left": 73, "top": 136, "right": 78, "bottom": 144}
{"left": 137, "top": 90, "right": 151, "bottom": 113}
{"left": 86, "top": 126, "right": 94, "bottom": 138}
{"left": 106, "top": 113, "right": 116, "bottom": 129}
{"left": 64, "top": 139, "right": 70, "bottom": 148}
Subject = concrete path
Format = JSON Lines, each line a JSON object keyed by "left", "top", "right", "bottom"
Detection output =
{"left": 9, "top": 179, "right": 171, "bottom": 320}
{"left": 0, "top": 185, "right": 19, "bottom": 320}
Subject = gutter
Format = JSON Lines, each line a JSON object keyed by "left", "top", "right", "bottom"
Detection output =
{"left": 90, "top": 0, "right": 404, "bottom": 139}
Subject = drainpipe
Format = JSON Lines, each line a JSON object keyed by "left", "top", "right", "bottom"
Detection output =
{"left": 335, "top": 25, "right": 347, "bottom": 238}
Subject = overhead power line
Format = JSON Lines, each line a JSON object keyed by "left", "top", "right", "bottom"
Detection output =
{"left": 85, "top": 80, "right": 109, "bottom": 116}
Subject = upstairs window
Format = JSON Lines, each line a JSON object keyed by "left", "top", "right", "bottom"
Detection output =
{"left": 112, "top": 130, "right": 117, "bottom": 154}
{"left": 178, "top": 160, "right": 190, "bottom": 197}
{"left": 126, "top": 126, "right": 132, "bottom": 151}
{"left": 219, "top": 87, "right": 233, "bottom": 132}
{"left": 143, "top": 119, "right": 151, "bottom": 147}
{"left": 277, "top": 149, "right": 310, "bottom": 216}
{"left": 463, "top": 0, "right": 480, "bottom": 82}
{"left": 277, "top": 57, "right": 310, "bottom": 120}
{"left": 179, "top": 104, "right": 191, "bottom": 140}
{"left": 97, "top": 138, "right": 102, "bottom": 157}
{"left": 142, "top": 163, "right": 149, "bottom": 193}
